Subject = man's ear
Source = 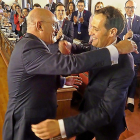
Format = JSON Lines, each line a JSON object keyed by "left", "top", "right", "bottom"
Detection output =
{"left": 36, "top": 21, "right": 43, "bottom": 31}
{"left": 109, "top": 28, "right": 117, "bottom": 37}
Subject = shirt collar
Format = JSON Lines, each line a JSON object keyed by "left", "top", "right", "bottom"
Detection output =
{"left": 56, "top": 19, "right": 64, "bottom": 22}
{"left": 126, "top": 14, "right": 135, "bottom": 19}
{"left": 38, "top": 38, "right": 50, "bottom": 52}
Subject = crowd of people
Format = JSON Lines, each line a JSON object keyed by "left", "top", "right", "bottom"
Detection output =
{"left": 1, "top": 0, "right": 140, "bottom": 140}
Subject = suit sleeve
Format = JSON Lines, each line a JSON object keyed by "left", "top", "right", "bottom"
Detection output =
{"left": 22, "top": 40, "right": 111, "bottom": 75}
{"left": 82, "top": 11, "right": 91, "bottom": 27}
{"left": 63, "top": 21, "right": 74, "bottom": 43}
{"left": 63, "top": 63, "right": 134, "bottom": 138}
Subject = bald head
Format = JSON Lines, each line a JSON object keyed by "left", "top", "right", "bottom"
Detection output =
{"left": 27, "top": 8, "right": 57, "bottom": 45}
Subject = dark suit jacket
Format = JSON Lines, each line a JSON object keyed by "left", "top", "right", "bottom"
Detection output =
{"left": 71, "top": 10, "right": 91, "bottom": 42}
{"left": 63, "top": 40, "right": 134, "bottom": 139}
{"left": 48, "top": 18, "right": 74, "bottom": 53}
{"left": 21, "top": 18, "right": 27, "bottom": 35}
{"left": 3, "top": 33, "right": 112, "bottom": 140}
{"left": 119, "top": 15, "right": 140, "bottom": 64}
{"left": 49, "top": 2, "right": 56, "bottom": 14}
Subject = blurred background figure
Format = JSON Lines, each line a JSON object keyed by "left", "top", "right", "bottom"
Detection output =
{"left": 46, "top": 0, "right": 56, "bottom": 14}
{"left": 10, "top": 3, "right": 17, "bottom": 32}
{"left": 66, "top": 2, "right": 75, "bottom": 20}
{"left": 13, "top": 0, "right": 19, "bottom": 5}
{"left": 44, "top": 4, "right": 49, "bottom": 10}
{"left": 6, "top": 5, "right": 11, "bottom": 12}
{"left": 88, "top": 1, "right": 104, "bottom": 43}
{"left": 26, "top": 3, "right": 32, "bottom": 11}
{"left": 14, "top": 5, "right": 22, "bottom": 37}
{"left": 0, "top": 4, "right": 3, "bottom": 15}
{"left": 0, "top": 0, "right": 5, "bottom": 9}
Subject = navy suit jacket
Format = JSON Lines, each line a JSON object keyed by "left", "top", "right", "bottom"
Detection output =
{"left": 49, "top": 2, "right": 56, "bottom": 14}
{"left": 71, "top": 10, "right": 91, "bottom": 42}
{"left": 64, "top": 39, "right": 134, "bottom": 139}
{"left": 21, "top": 18, "right": 27, "bottom": 35}
{"left": 119, "top": 15, "right": 140, "bottom": 64}
{"left": 48, "top": 18, "right": 74, "bottom": 53}
{"left": 3, "top": 33, "right": 112, "bottom": 140}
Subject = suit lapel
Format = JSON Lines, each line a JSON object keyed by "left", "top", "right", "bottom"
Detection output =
{"left": 132, "top": 15, "right": 139, "bottom": 31}
{"left": 62, "top": 19, "right": 67, "bottom": 34}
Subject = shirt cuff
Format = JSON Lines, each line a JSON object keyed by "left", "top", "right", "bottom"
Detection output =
{"left": 53, "top": 36, "right": 57, "bottom": 43}
{"left": 60, "top": 34, "right": 64, "bottom": 40}
{"left": 58, "top": 119, "right": 67, "bottom": 138}
{"left": 106, "top": 45, "right": 119, "bottom": 65}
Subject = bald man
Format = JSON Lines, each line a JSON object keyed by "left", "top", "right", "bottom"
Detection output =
{"left": 2, "top": 9, "right": 138, "bottom": 140}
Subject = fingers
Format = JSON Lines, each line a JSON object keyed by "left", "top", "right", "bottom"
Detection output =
{"left": 130, "top": 40, "right": 139, "bottom": 54}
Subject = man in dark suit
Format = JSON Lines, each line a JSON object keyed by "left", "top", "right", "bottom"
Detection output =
{"left": 71, "top": 0, "right": 91, "bottom": 42}
{"left": 119, "top": 0, "right": 140, "bottom": 112}
{"left": 0, "top": 0, "right": 5, "bottom": 9}
{"left": 3, "top": 8, "right": 137, "bottom": 140}
{"left": 31, "top": 6, "right": 135, "bottom": 140}
{"left": 48, "top": 3, "right": 74, "bottom": 53}
{"left": 47, "top": 0, "right": 56, "bottom": 14}
{"left": 21, "top": 8, "right": 29, "bottom": 35}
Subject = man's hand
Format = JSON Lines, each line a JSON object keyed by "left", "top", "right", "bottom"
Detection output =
{"left": 73, "top": 16, "right": 78, "bottom": 23}
{"left": 79, "top": 17, "right": 84, "bottom": 23}
{"left": 59, "top": 40, "right": 72, "bottom": 54}
{"left": 65, "top": 76, "right": 82, "bottom": 88}
{"left": 115, "top": 39, "right": 138, "bottom": 54}
{"left": 31, "top": 119, "right": 60, "bottom": 140}
{"left": 56, "top": 28, "right": 63, "bottom": 40}
{"left": 124, "top": 30, "right": 133, "bottom": 40}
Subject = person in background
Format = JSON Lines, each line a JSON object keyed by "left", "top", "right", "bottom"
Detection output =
{"left": 26, "top": 3, "right": 32, "bottom": 11}
{"left": 71, "top": 0, "right": 91, "bottom": 42}
{"left": 6, "top": 5, "right": 11, "bottom": 12}
{"left": 10, "top": 3, "right": 16, "bottom": 32}
{"left": 13, "top": 0, "right": 19, "bottom": 5}
{"left": 48, "top": 3, "right": 74, "bottom": 53}
{"left": 44, "top": 4, "right": 49, "bottom": 10}
{"left": 119, "top": 0, "right": 140, "bottom": 112}
{"left": 33, "top": 3, "right": 41, "bottom": 9}
{"left": 47, "top": 0, "right": 56, "bottom": 14}
{"left": 0, "top": 4, "right": 3, "bottom": 15}
{"left": 14, "top": 5, "right": 22, "bottom": 37}
{"left": 31, "top": 6, "right": 136, "bottom": 140}
{"left": 20, "top": 8, "right": 29, "bottom": 35}
{"left": 89, "top": 1, "right": 104, "bottom": 43}
{"left": 0, "top": 0, "right": 5, "bottom": 9}
{"left": 66, "top": 2, "right": 75, "bottom": 20}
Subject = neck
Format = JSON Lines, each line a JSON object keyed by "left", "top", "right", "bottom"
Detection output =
{"left": 106, "top": 37, "right": 117, "bottom": 47}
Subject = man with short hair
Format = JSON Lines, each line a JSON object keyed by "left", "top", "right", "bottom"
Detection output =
{"left": 33, "top": 3, "right": 41, "bottom": 9}
{"left": 20, "top": 8, "right": 29, "bottom": 35}
{"left": 47, "top": 0, "right": 56, "bottom": 14}
{"left": 31, "top": 6, "right": 136, "bottom": 140}
{"left": 119, "top": 0, "right": 140, "bottom": 112}
{"left": 71, "top": 0, "right": 91, "bottom": 42}
{"left": 3, "top": 8, "right": 137, "bottom": 140}
{"left": 48, "top": 3, "right": 74, "bottom": 53}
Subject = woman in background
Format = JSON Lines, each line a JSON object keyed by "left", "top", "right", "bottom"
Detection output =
{"left": 14, "top": 5, "right": 22, "bottom": 37}
{"left": 66, "top": 2, "right": 75, "bottom": 20}
{"left": 89, "top": 2, "right": 104, "bottom": 43}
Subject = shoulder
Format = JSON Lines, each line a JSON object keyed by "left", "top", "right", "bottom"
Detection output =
{"left": 135, "top": 15, "right": 140, "bottom": 20}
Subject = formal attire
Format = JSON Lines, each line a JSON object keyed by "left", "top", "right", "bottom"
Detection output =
{"left": 47, "top": 2, "right": 56, "bottom": 14}
{"left": 3, "top": 33, "right": 114, "bottom": 140}
{"left": 21, "top": 17, "right": 27, "bottom": 35}
{"left": 119, "top": 14, "right": 140, "bottom": 109}
{"left": 10, "top": 10, "right": 16, "bottom": 32}
{"left": 62, "top": 38, "right": 135, "bottom": 140}
{"left": 48, "top": 18, "right": 74, "bottom": 53}
{"left": 71, "top": 10, "right": 91, "bottom": 42}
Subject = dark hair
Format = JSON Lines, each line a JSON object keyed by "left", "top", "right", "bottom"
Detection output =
{"left": 77, "top": 0, "right": 85, "bottom": 6}
{"left": 66, "top": 2, "right": 75, "bottom": 16}
{"left": 15, "top": 5, "right": 21, "bottom": 17}
{"left": 23, "top": 8, "right": 29, "bottom": 13}
{"left": 96, "top": 6, "right": 125, "bottom": 35}
{"left": 33, "top": 3, "right": 41, "bottom": 8}
{"left": 94, "top": 1, "right": 104, "bottom": 13}
{"left": 45, "top": 4, "right": 49, "bottom": 7}
{"left": 55, "top": 3, "right": 65, "bottom": 11}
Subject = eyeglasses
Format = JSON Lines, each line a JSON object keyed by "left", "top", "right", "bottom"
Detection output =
{"left": 125, "top": 6, "right": 135, "bottom": 10}
{"left": 57, "top": 10, "right": 65, "bottom": 12}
